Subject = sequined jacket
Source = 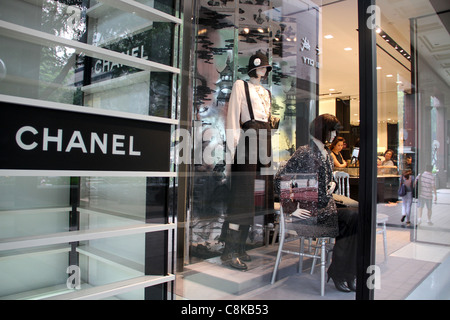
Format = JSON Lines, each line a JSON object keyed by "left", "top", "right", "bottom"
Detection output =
{"left": 275, "top": 139, "right": 338, "bottom": 237}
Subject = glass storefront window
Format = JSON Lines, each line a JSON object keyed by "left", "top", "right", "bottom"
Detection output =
{"left": 176, "top": 0, "right": 362, "bottom": 300}
{"left": 375, "top": 0, "right": 450, "bottom": 299}
{"left": 176, "top": 0, "right": 449, "bottom": 301}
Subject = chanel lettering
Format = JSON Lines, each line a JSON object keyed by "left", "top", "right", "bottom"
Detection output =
{"left": 15, "top": 126, "right": 141, "bottom": 156}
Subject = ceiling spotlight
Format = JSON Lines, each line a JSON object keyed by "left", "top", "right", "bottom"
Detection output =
{"left": 344, "top": 47, "right": 352, "bottom": 51}
{"left": 324, "top": 34, "right": 334, "bottom": 39}
{"left": 386, "top": 74, "right": 393, "bottom": 78}
{"left": 377, "top": 30, "right": 411, "bottom": 62}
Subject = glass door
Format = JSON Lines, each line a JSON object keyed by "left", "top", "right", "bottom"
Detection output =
{"left": 374, "top": 0, "right": 450, "bottom": 299}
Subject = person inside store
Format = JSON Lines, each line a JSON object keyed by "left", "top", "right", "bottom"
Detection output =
{"left": 378, "top": 149, "right": 395, "bottom": 166}
{"left": 378, "top": 149, "right": 397, "bottom": 175}
{"left": 400, "top": 169, "right": 415, "bottom": 227}
{"left": 329, "top": 136, "right": 347, "bottom": 168}
{"left": 275, "top": 114, "right": 358, "bottom": 292}
{"left": 221, "top": 51, "right": 275, "bottom": 271}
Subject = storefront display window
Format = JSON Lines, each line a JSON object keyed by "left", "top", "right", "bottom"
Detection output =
{"left": 176, "top": 0, "right": 449, "bottom": 301}
{"left": 176, "top": 0, "right": 362, "bottom": 299}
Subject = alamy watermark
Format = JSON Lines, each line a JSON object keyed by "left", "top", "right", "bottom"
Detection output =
{"left": 366, "top": 5, "right": 381, "bottom": 30}
{"left": 366, "top": 265, "right": 381, "bottom": 290}
{"left": 66, "top": 265, "right": 81, "bottom": 290}
{"left": 172, "top": 124, "right": 281, "bottom": 168}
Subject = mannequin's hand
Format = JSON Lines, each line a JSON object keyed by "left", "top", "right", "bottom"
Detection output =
{"left": 291, "top": 203, "right": 311, "bottom": 220}
{"left": 327, "top": 181, "right": 336, "bottom": 195}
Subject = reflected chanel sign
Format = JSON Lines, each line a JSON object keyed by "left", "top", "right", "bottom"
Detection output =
{"left": 0, "top": 101, "right": 171, "bottom": 173}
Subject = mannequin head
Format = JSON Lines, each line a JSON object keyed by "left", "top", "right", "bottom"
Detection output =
{"left": 256, "top": 67, "right": 268, "bottom": 79}
{"left": 248, "top": 52, "right": 272, "bottom": 79}
{"left": 309, "top": 114, "right": 341, "bottom": 144}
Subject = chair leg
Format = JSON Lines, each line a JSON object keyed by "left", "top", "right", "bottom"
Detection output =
{"left": 298, "top": 237, "right": 305, "bottom": 273}
{"left": 271, "top": 224, "right": 279, "bottom": 246}
{"left": 310, "top": 244, "right": 320, "bottom": 275}
{"left": 383, "top": 223, "right": 388, "bottom": 261}
{"left": 271, "top": 238, "right": 283, "bottom": 284}
{"left": 320, "top": 238, "right": 326, "bottom": 296}
{"left": 271, "top": 219, "right": 286, "bottom": 284}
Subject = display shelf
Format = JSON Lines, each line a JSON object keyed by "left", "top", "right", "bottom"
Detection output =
{"left": 0, "top": 244, "right": 71, "bottom": 261}
{"left": 76, "top": 245, "right": 145, "bottom": 274}
{"left": 44, "top": 274, "right": 175, "bottom": 300}
{"left": 0, "top": 94, "right": 179, "bottom": 125}
{"left": 82, "top": 70, "right": 152, "bottom": 94}
{"left": 0, "top": 21, "right": 180, "bottom": 75}
{"left": 78, "top": 207, "right": 146, "bottom": 224}
{"left": 0, "top": 223, "right": 175, "bottom": 251}
{"left": 87, "top": 0, "right": 182, "bottom": 24}
{"left": 0, "top": 207, "right": 71, "bottom": 216}
{"left": 0, "top": 284, "right": 78, "bottom": 300}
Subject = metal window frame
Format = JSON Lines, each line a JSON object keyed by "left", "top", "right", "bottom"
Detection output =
{"left": 356, "top": 0, "right": 378, "bottom": 300}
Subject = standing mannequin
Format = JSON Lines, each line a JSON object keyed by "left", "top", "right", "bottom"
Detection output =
{"left": 221, "top": 52, "right": 274, "bottom": 270}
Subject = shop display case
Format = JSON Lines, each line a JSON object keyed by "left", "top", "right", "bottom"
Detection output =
{"left": 335, "top": 166, "right": 400, "bottom": 203}
{"left": 0, "top": 0, "right": 181, "bottom": 300}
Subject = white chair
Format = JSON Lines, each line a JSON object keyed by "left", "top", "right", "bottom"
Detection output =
{"left": 376, "top": 213, "right": 388, "bottom": 261}
{"left": 271, "top": 203, "right": 333, "bottom": 296}
{"left": 333, "top": 171, "right": 350, "bottom": 197}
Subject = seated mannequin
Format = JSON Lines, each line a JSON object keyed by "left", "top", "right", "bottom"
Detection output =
{"left": 275, "top": 114, "right": 358, "bottom": 292}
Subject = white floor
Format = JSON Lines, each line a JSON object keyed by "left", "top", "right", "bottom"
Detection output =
{"left": 406, "top": 254, "right": 450, "bottom": 300}
{"left": 391, "top": 242, "right": 450, "bottom": 263}
{"left": 177, "top": 188, "right": 450, "bottom": 300}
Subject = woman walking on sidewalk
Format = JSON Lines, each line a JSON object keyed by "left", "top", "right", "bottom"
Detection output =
{"left": 400, "top": 169, "right": 415, "bottom": 227}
